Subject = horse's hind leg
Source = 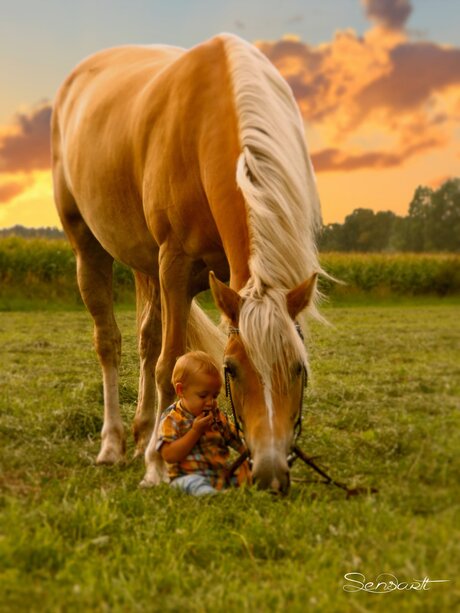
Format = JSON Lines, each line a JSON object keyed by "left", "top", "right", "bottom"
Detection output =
{"left": 53, "top": 163, "right": 124, "bottom": 464}
{"left": 75, "top": 240, "right": 125, "bottom": 464}
{"left": 132, "top": 272, "right": 162, "bottom": 457}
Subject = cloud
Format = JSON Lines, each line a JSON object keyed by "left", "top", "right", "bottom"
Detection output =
{"left": 312, "top": 136, "right": 443, "bottom": 172}
{"left": 1, "top": 19, "right": 459, "bottom": 188}
{"left": 0, "top": 103, "right": 51, "bottom": 174}
{"left": 256, "top": 27, "right": 460, "bottom": 171}
{"left": 258, "top": 32, "right": 460, "bottom": 124}
{"left": 0, "top": 179, "right": 33, "bottom": 204}
{"left": 286, "top": 14, "right": 304, "bottom": 25}
{"left": 362, "top": 0, "right": 413, "bottom": 31}
{"left": 357, "top": 42, "right": 460, "bottom": 114}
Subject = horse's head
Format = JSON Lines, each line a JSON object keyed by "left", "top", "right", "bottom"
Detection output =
{"left": 210, "top": 271, "right": 317, "bottom": 494}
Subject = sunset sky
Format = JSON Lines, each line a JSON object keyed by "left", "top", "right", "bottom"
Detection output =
{"left": 0, "top": 0, "right": 459, "bottom": 228}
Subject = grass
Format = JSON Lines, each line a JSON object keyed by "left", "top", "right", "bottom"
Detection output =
{"left": 1, "top": 303, "right": 459, "bottom": 612}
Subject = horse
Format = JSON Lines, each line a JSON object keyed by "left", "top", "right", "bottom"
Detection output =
{"left": 51, "top": 33, "right": 323, "bottom": 493}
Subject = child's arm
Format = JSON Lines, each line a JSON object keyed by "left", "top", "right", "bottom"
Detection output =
{"left": 160, "top": 412, "right": 213, "bottom": 463}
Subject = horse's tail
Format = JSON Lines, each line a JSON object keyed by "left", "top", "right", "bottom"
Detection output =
{"left": 187, "top": 300, "right": 226, "bottom": 368}
{"left": 135, "top": 272, "right": 159, "bottom": 334}
{"left": 135, "top": 272, "right": 225, "bottom": 367}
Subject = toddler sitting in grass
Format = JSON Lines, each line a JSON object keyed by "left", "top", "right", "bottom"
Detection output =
{"left": 156, "top": 350, "right": 251, "bottom": 496}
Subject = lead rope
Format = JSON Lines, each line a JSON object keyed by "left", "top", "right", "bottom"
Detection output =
{"left": 225, "top": 366, "right": 244, "bottom": 441}
{"left": 224, "top": 365, "right": 250, "bottom": 482}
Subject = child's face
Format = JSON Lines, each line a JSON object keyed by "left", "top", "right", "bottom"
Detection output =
{"left": 176, "top": 371, "right": 221, "bottom": 417}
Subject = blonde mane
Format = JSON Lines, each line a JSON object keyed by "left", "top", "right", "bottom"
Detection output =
{"left": 223, "top": 34, "right": 323, "bottom": 391}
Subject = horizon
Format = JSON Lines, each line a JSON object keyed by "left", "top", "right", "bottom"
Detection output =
{"left": 1, "top": 0, "right": 459, "bottom": 228}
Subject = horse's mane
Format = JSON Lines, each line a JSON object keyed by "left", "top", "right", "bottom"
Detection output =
{"left": 223, "top": 34, "right": 323, "bottom": 395}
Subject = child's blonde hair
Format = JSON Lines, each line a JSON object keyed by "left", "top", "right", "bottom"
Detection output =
{"left": 172, "top": 351, "right": 223, "bottom": 388}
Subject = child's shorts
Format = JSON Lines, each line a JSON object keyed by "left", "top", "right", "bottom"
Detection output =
{"left": 170, "top": 474, "right": 218, "bottom": 496}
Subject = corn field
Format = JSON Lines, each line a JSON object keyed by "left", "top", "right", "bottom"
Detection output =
{"left": 0, "top": 237, "right": 459, "bottom": 306}
{"left": 319, "top": 252, "right": 460, "bottom": 297}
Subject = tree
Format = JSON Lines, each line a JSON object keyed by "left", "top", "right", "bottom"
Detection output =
{"left": 427, "top": 179, "right": 460, "bottom": 251}
{"left": 318, "top": 178, "right": 460, "bottom": 253}
{"left": 338, "top": 209, "right": 400, "bottom": 252}
{"left": 404, "top": 185, "right": 434, "bottom": 251}
{"left": 318, "top": 223, "right": 345, "bottom": 251}
{"left": 403, "top": 179, "right": 460, "bottom": 252}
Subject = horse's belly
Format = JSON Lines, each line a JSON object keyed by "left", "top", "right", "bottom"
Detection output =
{"left": 60, "top": 123, "right": 159, "bottom": 273}
{"left": 74, "top": 186, "right": 160, "bottom": 275}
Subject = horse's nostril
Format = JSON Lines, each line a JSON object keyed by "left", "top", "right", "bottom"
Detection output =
{"left": 282, "top": 471, "right": 291, "bottom": 494}
{"left": 252, "top": 470, "right": 291, "bottom": 494}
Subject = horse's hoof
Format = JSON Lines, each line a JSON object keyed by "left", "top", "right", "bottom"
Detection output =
{"left": 96, "top": 445, "right": 124, "bottom": 465}
{"left": 139, "top": 468, "right": 169, "bottom": 488}
{"left": 139, "top": 479, "right": 158, "bottom": 489}
{"left": 139, "top": 469, "right": 163, "bottom": 487}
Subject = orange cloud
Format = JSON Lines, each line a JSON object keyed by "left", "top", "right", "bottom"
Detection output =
{"left": 0, "top": 103, "right": 51, "bottom": 174}
{"left": 0, "top": 179, "right": 33, "bottom": 204}
{"left": 312, "top": 136, "right": 443, "bottom": 172}
{"left": 256, "top": 27, "right": 460, "bottom": 172}
{"left": 1, "top": 15, "right": 459, "bottom": 226}
{"left": 357, "top": 42, "right": 460, "bottom": 115}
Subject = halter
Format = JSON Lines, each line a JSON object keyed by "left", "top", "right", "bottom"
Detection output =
{"left": 224, "top": 321, "right": 307, "bottom": 448}
{"left": 224, "top": 320, "right": 361, "bottom": 491}
{"left": 223, "top": 323, "right": 377, "bottom": 497}
{"left": 224, "top": 321, "right": 308, "bottom": 475}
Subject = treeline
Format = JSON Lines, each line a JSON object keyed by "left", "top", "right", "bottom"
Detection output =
{"left": 0, "top": 225, "right": 65, "bottom": 239}
{"left": 1, "top": 178, "right": 459, "bottom": 253}
{"left": 319, "top": 178, "right": 460, "bottom": 253}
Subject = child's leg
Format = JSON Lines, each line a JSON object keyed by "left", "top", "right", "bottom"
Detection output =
{"left": 170, "top": 474, "right": 218, "bottom": 496}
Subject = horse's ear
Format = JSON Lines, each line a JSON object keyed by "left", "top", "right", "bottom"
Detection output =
{"left": 209, "top": 271, "right": 241, "bottom": 325}
{"left": 286, "top": 273, "right": 318, "bottom": 319}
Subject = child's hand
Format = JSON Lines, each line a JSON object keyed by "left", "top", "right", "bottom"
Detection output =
{"left": 192, "top": 411, "right": 214, "bottom": 434}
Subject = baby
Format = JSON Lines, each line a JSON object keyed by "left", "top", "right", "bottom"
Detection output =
{"left": 156, "top": 350, "right": 250, "bottom": 495}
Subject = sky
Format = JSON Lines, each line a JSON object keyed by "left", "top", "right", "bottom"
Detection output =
{"left": 0, "top": 0, "right": 459, "bottom": 228}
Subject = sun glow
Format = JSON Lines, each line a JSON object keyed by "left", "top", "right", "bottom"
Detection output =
{"left": 0, "top": 171, "right": 59, "bottom": 227}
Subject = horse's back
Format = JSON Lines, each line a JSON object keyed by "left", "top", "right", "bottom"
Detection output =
{"left": 52, "top": 37, "right": 243, "bottom": 276}
{"left": 55, "top": 44, "right": 184, "bottom": 110}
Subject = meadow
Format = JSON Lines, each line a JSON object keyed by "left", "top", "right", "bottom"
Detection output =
{"left": 1, "top": 296, "right": 459, "bottom": 611}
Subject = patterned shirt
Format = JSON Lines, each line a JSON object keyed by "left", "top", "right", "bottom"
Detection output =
{"left": 156, "top": 402, "right": 250, "bottom": 490}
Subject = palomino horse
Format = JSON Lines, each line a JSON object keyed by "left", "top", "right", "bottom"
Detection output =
{"left": 52, "top": 33, "right": 322, "bottom": 493}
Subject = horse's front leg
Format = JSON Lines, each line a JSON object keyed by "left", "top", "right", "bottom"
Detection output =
{"left": 140, "top": 246, "right": 192, "bottom": 487}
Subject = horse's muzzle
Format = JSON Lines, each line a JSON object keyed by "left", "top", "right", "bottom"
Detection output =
{"left": 251, "top": 453, "right": 291, "bottom": 494}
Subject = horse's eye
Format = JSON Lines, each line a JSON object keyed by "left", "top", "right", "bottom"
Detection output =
{"left": 224, "top": 361, "right": 237, "bottom": 378}
{"left": 294, "top": 362, "right": 304, "bottom": 377}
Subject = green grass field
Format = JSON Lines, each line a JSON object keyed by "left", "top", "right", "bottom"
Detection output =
{"left": 1, "top": 303, "right": 459, "bottom": 612}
